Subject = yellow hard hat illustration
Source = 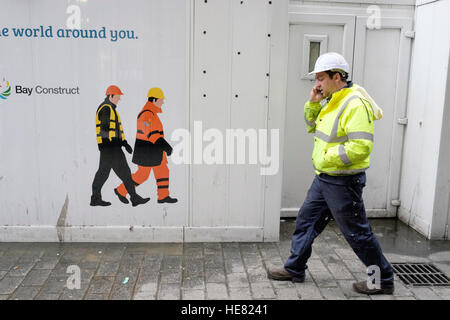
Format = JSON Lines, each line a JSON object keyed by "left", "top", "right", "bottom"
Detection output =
{"left": 147, "top": 87, "right": 165, "bottom": 99}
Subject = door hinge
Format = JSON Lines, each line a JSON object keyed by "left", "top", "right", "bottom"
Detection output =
{"left": 391, "top": 199, "right": 401, "bottom": 207}
{"left": 404, "top": 31, "right": 415, "bottom": 39}
{"left": 397, "top": 118, "right": 408, "bottom": 125}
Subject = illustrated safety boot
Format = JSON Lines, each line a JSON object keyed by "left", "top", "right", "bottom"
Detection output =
{"left": 158, "top": 196, "right": 178, "bottom": 204}
{"left": 352, "top": 281, "right": 394, "bottom": 295}
{"left": 90, "top": 196, "right": 111, "bottom": 207}
{"left": 114, "top": 188, "right": 129, "bottom": 204}
{"left": 130, "top": 195, "right": 150, "bottom": 207}
{"left": 267, "top": 266, "right": 305, "bottom": 283}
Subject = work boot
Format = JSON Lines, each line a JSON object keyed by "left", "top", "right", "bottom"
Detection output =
{"left": 90, "top": 195, "right": 111, "bottom": 207}
{"left": 130, "top": 194, "right": 150, "bottom": 207}
{"left": 352, "top": 281, "right": 394, "bottom": 295}
{"left": 158, "top": 196, "right": 178, "bottom": 204}
{"left": 267, "top": 266, "right": 305, "bottom": 283}
{"left": 114, "top": 188, "right": 129, "bottom": 204}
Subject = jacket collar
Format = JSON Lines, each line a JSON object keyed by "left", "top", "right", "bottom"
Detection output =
{"left": 344, "top": 80, "right": 353, "bottom": 89}
{"left": 326, "top": 81, "right": 354, "bottom": 104}
{"left": 144, "top": 101, "right": 162, "bottom": 113}
{"left": 104, "top": 97, "right": 117, "bottom": 109}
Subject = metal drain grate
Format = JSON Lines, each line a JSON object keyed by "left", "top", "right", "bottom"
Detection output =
{"left": 392, "top": 263, "right": 450, "bottom": 287}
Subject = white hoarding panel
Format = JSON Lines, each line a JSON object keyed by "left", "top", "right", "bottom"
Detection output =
{"left": 0, "top": 0, "right": 286, "bottom": 242}
{"left": 0, "top": 0, "right": 188, "bottom": 241}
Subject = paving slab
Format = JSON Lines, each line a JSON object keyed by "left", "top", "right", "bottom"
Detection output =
{"left": 0, "top": 219, "right": 448, "bottom": 300}
{"left": 182, "top": 289, "right": 205, "bottom": 300}
{"left": 22, "top": 269, "right": 52, "bottom": 286}
{"left": 319, "top": 287, "right": 347, "bottom": 300}
{"left": 40, "top": 276, "right": 68, "bottom": 294}
{"left": 34, "top": 257, "right": 60, "bottom": 270}
{"left": 134, "top": 281, "right": 158, "bottom": 299}
{"left": 250, "top": 283, "right": 276, "bottom": 300}
{"left": 158, "top": 283, "right": 181, "bottom": 300}
{"left": 88, "top": 276, "right": 115, "bottom": 294}
{"left": 295, "top": 282, "right": 323, "bottom": 300}
{"left": 410, "top": 287, "right": 442, "bottom": 300}
{"left": 275, "top": 287, "right": 300, "bottom": 300}
{"left": 229, "top": 287, "right": 252, "bottom": 300}
{"left": 35, "top": 292, "right": 61, "bottom": 300}
{"left": 226, "top": 272, "right": 249, "bottom": 288}
{"left": 0, "top": 276, "right": 24, "bottom": 295}
{"left": 9, "top": 285, "right": 41, "bottom": 300}
{"left": 205, "top": 268, "right": 226, "bottom": 283}
{"left": 85, "top": 293, "right": 110, "bottom": 300}
{"left": 206, "top": 283, "right": 228, "bottom": 300}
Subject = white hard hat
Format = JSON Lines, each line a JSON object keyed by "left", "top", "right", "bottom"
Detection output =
{"left": 308, "top": 52, "right": 350, "bottom": 75}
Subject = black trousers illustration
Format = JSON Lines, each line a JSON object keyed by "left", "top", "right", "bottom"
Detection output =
{"left": 92, "top": 146, "right": 137, "bottom": 199}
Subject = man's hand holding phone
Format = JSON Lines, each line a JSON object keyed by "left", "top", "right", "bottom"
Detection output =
{"left": 309, "top": 85, "right": 324, "bottom": 103}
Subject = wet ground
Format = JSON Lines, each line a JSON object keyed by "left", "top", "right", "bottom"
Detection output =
{"left": 281, "top": 217, "right": 450, "bottom": 260}
{"left": 0, "top": 218, "right": 449, "bottom": 300}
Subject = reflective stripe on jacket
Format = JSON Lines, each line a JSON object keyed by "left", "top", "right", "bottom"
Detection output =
{"left": 95, "top": 102, "right": 125, "bottom": 145}
{"left": 304, "top": 83, "right": 382, "bottom": 176}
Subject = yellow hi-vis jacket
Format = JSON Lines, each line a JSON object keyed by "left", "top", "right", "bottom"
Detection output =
{"left": 304, "top": 83, "right": 383, "bottom": 176}
{"left": 95, "top": 102, "right": 125, "bottom": 145}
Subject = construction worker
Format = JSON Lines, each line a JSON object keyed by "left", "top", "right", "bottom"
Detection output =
{"left": 90, "top": 85, "right": 150, "bottom": 207}
{"left": 114, "top": 87, "right": 177, "bottom": 204}
{"left": 267, "top": 52, "right": 395, "bottom": 295}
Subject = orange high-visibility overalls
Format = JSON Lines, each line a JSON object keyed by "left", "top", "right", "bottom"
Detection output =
{"left": 116, "top": 101, "right": 171, "bottom": 200}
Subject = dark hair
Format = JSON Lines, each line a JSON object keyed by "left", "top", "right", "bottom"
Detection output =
{"left": 325, "top": 70, "right": 348, "bottom": 82}
{"left": 148, "top": 97, "right": 158, "bottom": 102}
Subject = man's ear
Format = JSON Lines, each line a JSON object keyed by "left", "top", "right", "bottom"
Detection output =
{"left": 333, "top": 73, "right": 340, "bottom": 82}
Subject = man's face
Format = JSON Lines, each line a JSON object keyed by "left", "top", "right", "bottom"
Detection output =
{"left": 314, "top": 71, "right": 341, "bottom": 98}
{"left": 110, "top": 94, "right": 121, "bottom": 105}
{"left": 154, "top": 98, "right": 164, "bottom": 108}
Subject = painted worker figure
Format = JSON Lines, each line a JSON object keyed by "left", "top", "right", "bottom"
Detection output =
{"left": 267, "top": 52, "right": 395, "bottom": 295}
{"left": 90, "top": 85, "right": 150, "bottom": 207}
{"left": 114, "top": 88, "right": 177, "bottom": 204}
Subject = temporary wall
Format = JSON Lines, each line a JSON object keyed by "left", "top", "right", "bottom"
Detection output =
{"left": 0, "top": 0, "right": 289, "bottom": 242}
{"left": 397, "top": 0, "right": 450, "bottom": 240}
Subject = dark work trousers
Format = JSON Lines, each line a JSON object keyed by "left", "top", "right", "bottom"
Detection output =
{"left": 91, "top": 146, "right": 138, "bottom": 199}
{"left": 284, "top": 172, "right": 394, "bottom": 287}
